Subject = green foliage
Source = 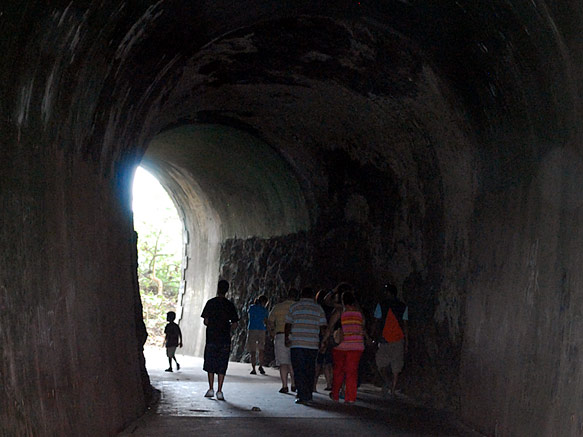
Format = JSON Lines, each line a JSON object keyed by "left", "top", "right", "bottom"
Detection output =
{"left": 141, "top": 293, "right": 178, "bottom": 347}
{"left": 136, "top": 222, "right": 181, "bottom": 298}
{"left": 133, "top": 167, "right": 183, "bottom": 346}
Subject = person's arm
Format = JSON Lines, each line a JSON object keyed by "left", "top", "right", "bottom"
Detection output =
{"left": 266, "top": 311, "right": 276, "bottom": 337}
{"left": 317, "top": 308, "right": 332, "bottom": 351}
{"left": 355, "top": 309, "right": 366, "bottom": 338}
{"left": 319, "top": 325, "right": 328, "bottom": 352}
{"left": 230, "top": 313, "right": 238, "bottom": 330}
{"left": 201, "top": 302, "right": 210, "bottom": 326}
{"left": 262, "top": 307, "right": 269, "bottom": 333}
{"left": 322, "top": 290, "right": 335, "bottom": 307}
{"left": 178, "top": 327, "right": 183, "bottom": 348}
{"left": 372, "top": 303, "right": 382, "bottom": 339}
{"left": 264, "top": 317, "right": 272, "bottom": 337}
{"left": 321, "top": 310, "right": 340, "bottom": 344}
{"left": 323, "top": 290, "right": 342, "bottom": 310}
{"left": 231, "top": 303, "right": 239, "bottom": 330}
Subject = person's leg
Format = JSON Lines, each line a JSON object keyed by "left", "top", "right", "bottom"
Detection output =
{"left": 258, "top": 348, "right": 265, "bottom": 370}
{"left": 304, "top": 349, "right": 318, "bottom": 400}
{"left": 392, "top": 371, "right": 399, "bottom": 394}
{"left": 275, "top": 334, "right": 287, "bottom": 388}
{"left": 380, "top": 366, "right": 392, "bottom": 396}
{"left": 344, "top": 350, "right": 363, "bottom": 402}
{"left": 285, "top": 344, "right": 295, "bottom": 390}
{"left": 376, "top": 343, "right": 391, "bottom": 395}
{"left": 331, "top": 349, "right": 346, "bottom": 401}
{"left": 250, "top": 350, "right": 257, "bottom": 372}
{"left": 166, "top": 347, "right": 176, "bottom": 371}
{"left": 323, "top": 347, "right": 334, "bottom": 389}
{"left": 277, "top": 334, "right": 294, "bottom": 390}
{"left": 291, "top": 348, "right": 309, "bottom": 401}
{"left": 314, "top": 361, "right": 322, "bottom": 391}
{"left": 217, "top": 373, "right": 226, "bottom": 392}
{"left": 257, "top": 332, "right": 266, "bottom": 373}
{"left": 203, "top": 372, "right": 215, "bottom": 397}
{"left": 247, "top": 331, "right": 256, "bottom": 373}
{"left": 279, "top": 365, "right": 289, "bottom": 388}
{"left": 290, "top": 364, "right": 296, "bottom": 390}
{"left": 216, "top": 343, "right": 231, "bottom": 395}
{"left": 324, "top": 363, "right": 333, "bottom": 389}
{"left": 203, "top": 344, "right": 217, "bottom": 396}
{"left": 389, "top": 340, "right": 405, "bottom": 395}
{"left": 290, "top": 348, "right": 301, "bottom": 395}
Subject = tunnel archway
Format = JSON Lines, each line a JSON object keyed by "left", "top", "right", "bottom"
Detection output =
{"left": 2, "top": 2, "right": 583, "bottom": 436}
{"left": 140, "top": 123, "right": 311, "bottom": 356}
{"left": 129, "top": 14, "right": 480, "bottom": 408}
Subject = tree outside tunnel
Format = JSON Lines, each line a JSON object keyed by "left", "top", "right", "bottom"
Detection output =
{"left": 133, "top": 167, "right": 183, "bottom": 347}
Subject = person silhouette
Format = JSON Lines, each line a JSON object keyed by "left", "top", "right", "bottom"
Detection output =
{"left": 201, "top": 279, "right": 240, "bottom": 401}
{"left": 163, "top": 311, "right": 183, "bottom": 372}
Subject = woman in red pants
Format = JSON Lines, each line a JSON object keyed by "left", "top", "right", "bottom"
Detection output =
{"left": 322, "top": 289, "right": 365, "bottom": 403}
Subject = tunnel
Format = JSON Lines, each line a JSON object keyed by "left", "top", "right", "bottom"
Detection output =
{"left": 141, "top": 123, "right": 310, "bottom": 357}
{"left": 1, "top": 1, "right": 583, "bottom": 436}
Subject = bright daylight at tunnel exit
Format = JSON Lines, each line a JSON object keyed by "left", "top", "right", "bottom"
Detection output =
{"left": 132, "top": 167, "right": 183, "bottom": 347}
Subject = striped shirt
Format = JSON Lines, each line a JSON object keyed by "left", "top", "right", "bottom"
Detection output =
{"left": 268, "top": 300, "right": 295, "bottom": 333}
{"left": 285, "top": 298, "right": 327, "bottom": 350}
{"left": 335, "top": 310, "right": 365, "bottom": 351}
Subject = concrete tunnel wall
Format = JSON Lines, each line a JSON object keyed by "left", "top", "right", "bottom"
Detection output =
{"left": 1, "top": 1, "right": 583, "bottom": 436}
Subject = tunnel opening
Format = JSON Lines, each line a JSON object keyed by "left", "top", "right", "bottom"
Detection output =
{"left": 140, "top": 123, "right": 312, "bottom": 358}
{"left": 132, "top": 166, "right": 185, "bottom": 348}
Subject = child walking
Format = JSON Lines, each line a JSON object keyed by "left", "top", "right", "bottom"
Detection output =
{"left": 164, "top": 311, "right": 183, "bottom": 372}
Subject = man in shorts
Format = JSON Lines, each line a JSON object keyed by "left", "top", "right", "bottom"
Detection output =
{"left": 201, "top": 279, "right": 239, "bottom": 401}
{"left": 374, "top": 283, "right": 409, "bottom": 397}
{"left": 246, "top": 295, "right": 269, "bottom": 375}
{"left": 267, "top": 289, "right": 297, "bottom": 393}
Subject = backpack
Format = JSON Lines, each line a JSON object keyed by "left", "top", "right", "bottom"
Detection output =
{"left": 379, "top": 299, "right": 407, "bottom": 343}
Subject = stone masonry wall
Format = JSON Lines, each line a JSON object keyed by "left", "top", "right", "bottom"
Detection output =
{"left": 219, "top": 232, "right": 314, "bottom": 361}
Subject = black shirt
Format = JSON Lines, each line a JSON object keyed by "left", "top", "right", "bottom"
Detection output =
{"left": 201, "top": 296, "right": 240, "bottom": 345}
{"left": 164, "top": 322, "right": 182, "bottom": 347}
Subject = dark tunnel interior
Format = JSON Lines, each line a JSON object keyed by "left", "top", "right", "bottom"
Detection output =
{"left": 2, "top": 1, "right": 583, "bottom": 436}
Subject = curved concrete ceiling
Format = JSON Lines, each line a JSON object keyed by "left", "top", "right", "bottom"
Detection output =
{"left": 141, "top": 124, "right": 310, "bottom": 240}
